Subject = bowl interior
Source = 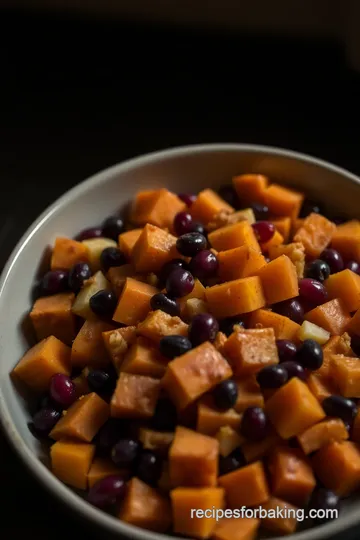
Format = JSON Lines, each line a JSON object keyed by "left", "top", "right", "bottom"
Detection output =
{"left": 1, "top": 144, "right": 360, "bottom": 540}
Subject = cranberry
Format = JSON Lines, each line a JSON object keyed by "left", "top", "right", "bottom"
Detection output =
{"left": 240, "top": 407, "right": 269, "bottom": 441}
{"left": 111, "top": 438, "right": 141, "bottom": 468}
{"left": 49, "top": 373, "right": 76, "bottom": 408}
{"left": 347, "top": 261, "right": 360, "bottom": 275}
{"left": 159, "top": 258, "right": 189, "bottom": 285}
{"left": 251, "top": 202, "right": 269, "bottom": 221}
{"left": 189, "top": 313, "right": 219, "bottom": 346}
{"left": 150, "top": 293, "right": 180, "bottom": 317}
{"left": 88, "top": 475, "right": 126, "bottom": 508}
{"left": 273, "top": 298, "right": 304, "bottom": 324}
{"left": 296, "top": 339, "right": 323, "bottom": 370}
{"left": 178, "top": 193, "right": 196, "bottom": 206}
{"left": 281, "top": 360, "right": 307, "bottom": 381}
{"left": 89, "top": 290, "right": 117, "bottom": 318}
{"left": 218, "top": 184, "right": 240, "bottom": 209}
{"left": 75, "top": 227, "right": 103, "bottom": 241}
{"left": 191, "top": 222, "right": 206, "bottom": 235}
{"left": 308, "top": 488, "right": 340, "bottom": 525}
{"left": 102, "top": 216, "right": 125, "bottom": 241}
{"left": 166, "top": 267, "right": 195, "bottom": 297}
{"left": 68, "top": 262, "right": 91, "bottom": 293}
{"left": 213, "top": 379, "right": 238, "bottom": 410}
{"left": 173, "top": 212, "right": 193, "bottom": 236}
{"left": 32, "top": 407, "right": 61, "bottom": 435}
{"left": 159, "top": 335, "right": 192, "bottom": 359}
{"left": 219, "top": 448, "right": 245, "bottom": 476}
{"left": 176, "top": 232, "right": 207, "bottom": 257}
{"left": 300, "top": 199, "right": 323, "bottom": 218}
{"left": 256, "top": 365, "right": 288, "bottom": 389}
{"left": 276, "top": 340, "right": 297, "bottom": 363}
{"left": 320, "top": 248, "right": 344, "bottom": 274}
{"left": 305, "top": 260, "right": 330, "bottom": 282}
{"left": 100, "top": 247, "right": 126, "bottom": 272}
{"left": 252, "top": 221, "right": 275, "bottom": 243}
{"left": 189, "top": 250, "right": 218, "bottom": 279}
{"left": 136, "top": 450, "right": 162, "bottom": 486}
{"left": 322, "top": 395, "right": 357, "bottom": 424}
{"left": 40, "top": 270, "right": 69, "bottom": 296}
{"left": 298, "top": 278, "right": 328, "bottom": 308}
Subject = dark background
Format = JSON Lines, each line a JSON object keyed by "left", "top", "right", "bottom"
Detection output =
{"left": 1, "top": 8, "right": 360, "bottom": 539}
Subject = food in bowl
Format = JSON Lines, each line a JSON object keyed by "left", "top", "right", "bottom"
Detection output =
{"left": 10, "top": 174, "right": 360, "bottom": 538}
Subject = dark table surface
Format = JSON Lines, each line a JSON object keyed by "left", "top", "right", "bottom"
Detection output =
{"left": 1, "top": 8, "right": 360, "bottom": 539}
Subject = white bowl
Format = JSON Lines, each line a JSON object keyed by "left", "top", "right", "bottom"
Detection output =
{"left": 1, "top": 144, "right": 360, "bottom": 540}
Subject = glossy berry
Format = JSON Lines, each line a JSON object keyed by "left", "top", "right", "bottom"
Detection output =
{"left": 251, "top": 202, "right": 269, "bottom": 221}
{"left": 50, "top": 373, "right": 76, "bottom": 408}
{"left": 189, "top": 250, "right": 218, "bottom": 280}
{"left": 191, "top": 222, "right": 206, "bottom": 235}
{"left": 40, "top": 270, "right": 69, "bottom": 296}
{"left": 213, "top": 379, "right": 238, "bottom": 410}
{"left": 176, "top": 232, "right": 207, "bottom": 257}
{"left": 102, "top": 216, "right": 125, "bottom": 241}
{"left": 111, "top": 438, "right": 141, "bottom": 468}
{"left": 280, "top": 360, "right": 307, "bottom": 381}
{"left": 296, "top": 339, "right": 323, "bottom": 370}
{"left": 68, "top": 262, "right": 91, "bottom": 293}
{"left": 240, "top": 407, "right": 269, "bottom": 441}
{"left": 32, "top": 407, "right": 61, "bottom": 435}
{"left": 150, "top": 293, "right": 180, "bottom": 317}
{"left": 90, "top": 290, "right": 117, "bottom": 318}
{"left": 305, "top": 259, "right": 331, "bottom": 283}
{"left": 219, "top": 317, "right": 245, "bottom": 337}
{"left": 219, "top": 448, "right": 245, "bottom": 476}
{"left": 174, "top": 212, "right": 193, "bottom": 236}
{"left": 252, "top": 221, "right": 275, "bottom": 244}
{"left": 218, "top": 184, "right": 240, "bottom": 208}
{"left": 256, "top": 365, "right": 288, "bottom": 389}
{"left": 136, "top": 450, "right": 162, "bottom": 486}
{"left": 88, "top": 475, "right": 126, "bottom": 508}
{"left": 95, "top": 419, "right": 128, "bottom": 455}
{"left": 300, "top": 199, "right": 322, "bottom": 218}
{"left": 308, "top": 488, "right": 340, "bottom": 525}
{"left": 276, "top": 340, "right": 297, "bottom": 363}
{"left": 166, "top": 267, "right": 195, "bottom": 297}
{"left": 322, "top": 395, "right": 357, "bottom": 424}
{"left": 159, "top": 335, "right": 192, "bottom": 359}
{"left": 189, "top": 313, "right": 219, "bottom": 346}
{"left": 75, "top": 227, "right": 103, "bottom": 241}
{"left": 178, "top": 193, "right": 196, "bottom": 207}
{"left": 152, "top": 398, "right": 178, "bottom": 432}
{"left": 100, "top": 247, "right": 126, "bottom": 272}
{"left": 299, "top": 278, "right": 328, "bottom": 308}
{"left": 273, "top": 298, "right": 304, "bottom": 324}
{"left": 320, "top": 248, "right": 344, "bottom": 274}
{"left": 347, "top": 260, "right": 360, "bottom": 275}
{"left": 87, "top": 369, "right": 111, "bottom": 393}
{"left": 159, "top": 258, "right": 189, "bottom": 285}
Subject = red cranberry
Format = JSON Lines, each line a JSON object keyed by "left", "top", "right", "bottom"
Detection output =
{"left": 298, "top": 278, "right": 328, "bottom": 309}
{"left": 189, "top": 250, "right": 218, "bottom": 279}
{"left": 252, "top": 221, "right": 275, "bottom": 243}
{"left": 173, "top": 212, "right": 193, "bottom": 236}
{"left": 320, "top": 248, "right": 344, "bottom": 274}
{"left": 49, "top": 373, "right": 76, "bottom": 408}
{"left": 178, "top": 193, "right": 196, "bottom": 206}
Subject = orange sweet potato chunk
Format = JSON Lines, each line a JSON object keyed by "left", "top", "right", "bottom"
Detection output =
{"left": 12, "top": 336, "right": 71, "bottom": 392}
{"left": 268, "top": 447, "right": 316, "bottom": 505}
{"left": 330, "top": 355, "right": 360, "bottom": 397}
{"left": 171, "top": 487, "right": 225, "bottom": 539}
{"left": 197, "top": 395, "right": 242, "bottom": 436}
{"left": 111, "top": 372, "right": 160, "bottom": 418}
{"left": 297, "top": 418, "right": 348, "bottom": 455}
{"left": 213, "top": 517, "right": 260, "bottom": 540}
{"left": 317, "top": 332, "right": 353, "bottom": 379}
{"left": 218, "top": 461, "right": 269, "bottom": 507}
{"left": 307, "top": 373, "right": 338, "bottom": 402}
{"left": 106, "top": 264, "right": 137, "bottom": 296}
{"left": 260, "top": 497, "right": 298, "bottom": 535}
{"left": 264, "top": 184, "right": 304, "bottom": 220}
{"left": 71, "top": 320, "right": 115, "bottom": 369}
{"left": 272, "top": 217, "right": 292, "bottom": 243}
{"left": 51, "top": 440, "right": 95, "bottom": 490}
{"left": 139, "top": 428, "right": 174, "bottom": 456}
{"left": 223, "top": 328, "right": 279, "bottom": 377}
{"left": 102, "top": 326, "right": 137, "bottom": 371}
{"left": 50, "top": 237, "right": 89, "bottom": 270}
{"left": 248, "top": 309, "right": 300, "bottom": 341}
{"left": 72, "top": 370, "right": 91, "bottom": 399}
{"left": 312, "top": 441, "right": 360, "bottom": 496}
{"left": 242, "top": 432, "right": 281, "bottom": 463}
{"left": 178, "top": 278, "right": 206, "bottom": 316}
{"left": 121, "top": 337, "right": 168, "bottom": 378}
{"left": 294, "top": 213, "right": 336, "bottom": 258}
{"left": 331, "top": 220, "right": 360, "bottom": 261}
{"left": 234, "top": 376, "right": 264, "bottom": 413}
{"left": 233, "top": 173, "right": 268, "bottom": 204}
{"left": 87, "top": 457, "right": 126, "bottom": 488}
{"left": 119, "top": 477, "right": 171, "bottom": 533}
{"left": 30, "top": 292, "right": 76, "bottom": 346}
{"left": 132, "top": 223, "right": 178, "bottom": 273}
{"left": 131, "top": 188, "right": 186, "bottom": 230}
{"left": 113, "top": 277, "right": 158, "bottom": 325}
{"left": 118, "top": 228, "right": 143, "bottom": 260}
{"left": 169, "top": 426, "right": 219, "bottom": 487}
{"left": 217, "top": 246, "right": 267, "bottom": 282}
{"left": 130, "top": 190, "right": 159, "bottom": 224}
{"left": 208, "top": 221, "right": 261, "bottom": 252}
{"left": 305, "top": 298, "right": 351, "bottom": 336}
{"left": 265, "top": 378, "right": 326, "bottom": 438}
{"left": 191, "top": 188, "right": 234, "bottom": 224}
{"left": 260, "top": 230, "right": 284, "bottom": 253}
{"left": 213, "top": 331, "right": 228, "bottom": 356}
{"left": 325, "top": 269, "right": 360, "bottom": 313}
{"left": 257, "top": 255, "right": 299, "bottom": 305}
{"left": 137, "top": 309, "right": 188, "bottom": 344}
{"left": 268, "top": 242, "right": 305, "bottom": 278}
{"left": 162, "top": 342, "right": 232, "bottom": 410}
{"left": 205, "top": 276, "right": 266, "bottom": 318}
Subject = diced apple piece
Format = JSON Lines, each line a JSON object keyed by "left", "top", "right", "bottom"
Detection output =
{"left": 82, "top": 237, "right": 117, "bottom": 271}
{"left": 215, "top": 426, "right": 244, "bottom": 457}
{"left": 72, "top": 271, "right": 111, "bottom": 319}
{"left": 298, "top": 321, "right": 330, "bottom": 345}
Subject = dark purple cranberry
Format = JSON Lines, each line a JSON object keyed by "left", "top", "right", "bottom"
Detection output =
{"left": 32, "top": 407, "right": 61, "bottom": 435}
{"left": 189, "top": 250, "right": 218, "bottom": 280}
{"left": 50, "top": 373, "right": 76, "bottom": 408}
{"left": 273, "top": 298, "right": 304, "bottom": 324}
{"left": 256, "top": 365, "right": 288, "bottom": 389}
{"left": 347, "top": 260, "right": 360, "bottom": 275}
{"left": 251, "top": 202, "right": 269, "bottom": 221}
{"left": 281, "top": 360, "right": 307, "bottom": 381}
{"left": 300, "top": 199, "right": 323, "bottom": 218}
{"left": 87, "top": 369, "right": 111, "bottom": 393}
{"left": 178, "top": 193, "right": 196, "bottom": 207}
{"left": 191, "top": 222, "right": 206, "bottom": 236}
{"left": 68, "top": 262, "right": 91, "bottom": 293}
{"left": 213, "top": 379, "right": 238, "bottom": 410}
{"left": 176, "top": 232, "right": 207, "bottom": 257}
{"left": 95, "top": 419, "right": 128, "bottom": 455}
{"left": 276, "top": 340, "right": 297, "bottom": 363}
{"left": 219, "top": 448, "right": 245, "bottom": 476}
{"left": 152, "top": 398, "right": 178, "bottom": 431}
{"left": 89, "top": 290, "right": 117, "bottom": 318}
{"left": 111, "top": 438, "right": 141, "bottom": 468}
{"left": 100, "top": 247, "right": 126, "bottom": 272}
{"left": 320, "top": 248, "right": 344, "bottom": 274}
{"left": 159, "top": 258, "right": 189, "bottom": 285}
{"left": 240, "top": 407, "right": 269, "bottom": 441}
{"left": 174, "top": 212, "right": 193, "bottom": 236}
{"left": 159, "top": 335, "right": 192, "bottom": 359}
{"left": 252, "top": 221, "right": 275, "bottom": 244}
{"left": 218, "top": 184, "right": 240, "bottom": 209}
{"left": 38, "top": 394, "right": 62, "bottom": 412}
{"left": 305, "top": 260, "right": 331, "bottom": 283}
{"left": 88, "top": 475, "right": 126, "bottom": 508}
{"left": 189, "top": 313, "right": 219, "bottom": 346}
{"left": 308, "top": 488, "right": 340, "bottom": 525}
{"left": 298, "top": 278, "right": 328, "bottom": 308}
{"left": 219, "top": 317, "right": 245, "bottom": 337}
{"left": 352, "top": 335, "right": 360, "bottom": 356}
{"left": 136, "top": 450, "right": 163, "bottom": 486}
{"left": 75, "top": 227, "right": 103, "bottom": 241}
{"left": 296, "top": 339, "right": 323, "bottom": 370}
{"left": 150, "top": 293, "right": 180, "bottom": 317}
{"left": 166, "top": 267, "right": 195, "bottom": 297}
{"left": 40, "top": 270, "right": 69, "bottom": 296}
{"left": 102, "top": 216, "right": 125, "bottom": 241}
{"left": 322, "top": 395, "right": 357, "bottom": 423}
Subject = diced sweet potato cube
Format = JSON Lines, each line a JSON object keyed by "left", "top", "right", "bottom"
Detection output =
{"left": 205, "top": 276, "right": 266, "bottom": 318}
{"left": 352, "top": 410, "right": 360, "bottom": 442}
{"left": 87, "top": 457, "right": 126, "bottom": 488}
{"left": 248, "top": 309, "right": 300, "bottom": 341}
{"left": 171, "top": 487, "right": 225, "bottom": 539}
{"left": 213, "top": 331, "right": 228, "bottom": 356}
{"left": 132, "top": 223, "right": 178, "bottom": 273}
{"left": 119, "top": 477, "right": 171, "bottom": 532}
{"left": 307, "top": 373, "right": 338, "bottom": 402}
{"left": 257, "top": 255, "right": 299, "bottom": 305}
{"left": 197, "top": 395, "right": 242, "bottom": 436}
{"left": 184, "top": 298, "right": 208, "bottom": 320}
{"left": 30, "top": 292, "right": 76, "bottom": 346}
{"left": 206, "top": 208, "right": 256, "bottom": 231}
{"left": 268, "top": 242, "right": 305, "bottom": 278}
{"left": 223, "top": 328, "right": 278, "bottom": 377}
{"left": 208, "top": 221, "right": 261, "bottom": 252}
{"left": 130, "top": 190, "right": 159, "bottom": 223}
{"left": 213, "top": 517, "right": 259, "bottom": 540}
{"left": 297, "top": 418, "right": 348, "bottom": 455}
{"left": 312, "top": 441, "right": 360, "bottom": 496}
{"left": 317, "top": 332, "right": 353, "bottom": 379}
{"left": 71, "top": 320, "right": 114, "bottom": 369}
{"left": 121, "top": 337, "right": 168, "bottom": 378}
{"left": 169, "top": 426, "right": 219, "bottom": 487}
{"left": 118, "top": 228, "right": 143, "bottom": 259}
{"left": 268, "top": 447, "right": 316, "bottom": 505}
{"left": 113, "top": 277, "right": 158, "bottom": 325}
{"left": 272, "top": 217, "right": 292, "bottom": 243}
{"left": 218, "top": 461, "right": 269, "bottom": 507}
{"left": 260, "top": 497, "right": 298, "bottom": 535}
{"left": 12, "top": 336, "right": 71, "bottom": 392}
{"left": 102, "top": 326, "right": 137, "bottom": 371}
{"left": 51, "top": 440, "right": 95, "bottom": 490}
{"left": 325, "top": 269, "right": 360, "bottom": 312}
{"left": 50, "top": 392, "right": 109, "bottom": 441}
{"left": 162, "top": 342, "right": 232, "bottom": 410}
{"left": 294, "top": 213, "right": 336, "bottom": 258}
{"left": 260, "top": 230, "right": 284, "bottom": 253}
{"left": 330, "top": 355, "right": 360, "bottom": 397}
{"left": 233, "top": 173, "right": 268, "bottom": 204}
{"left": 137, "top": 309, "right": 188, "bottom": 344}
{"left": 234, "top": 376, "right": 264, "bottom": 413}
{"left": 264, "top": 184, "right": 304, "bottom": 220}
{"left": 107, "top": 265, "right": 137, "bottom": 296}
{"left": 216, "top": 426, "right": 244, "bottom": 457}
{"left": 305, "top": 298, "right": 351, "bottom": 336}
{"left": 265, "top": 378, "right": 326, "bottom": 438}
{"left": 218, "top": 246, "right": 267, "bottom": 282}
{"left": 292, "top": 217, "right": 305, "bottom": 235}
{"left": 50, "top": 237, "right": 89, "bottom": 270}
{"left": 331, "top": 220, "right": 360, "bottom": 261}
{"left": 111, "top": 372, "right": 160, "bottom": 418}
{"left": 242, "top": 432, "right": 281, "bottom": 463}
{"left": 191, "top": 188, "right": 234, "bottom": 224}
{"left": 131, "top": 188, "right": 186, "bottom": 230}
{"left": 139, "top": 428, "right": 174, "bottom": 457}
{"left": 72, "top": 371, "right": 91, "bottom": 399}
